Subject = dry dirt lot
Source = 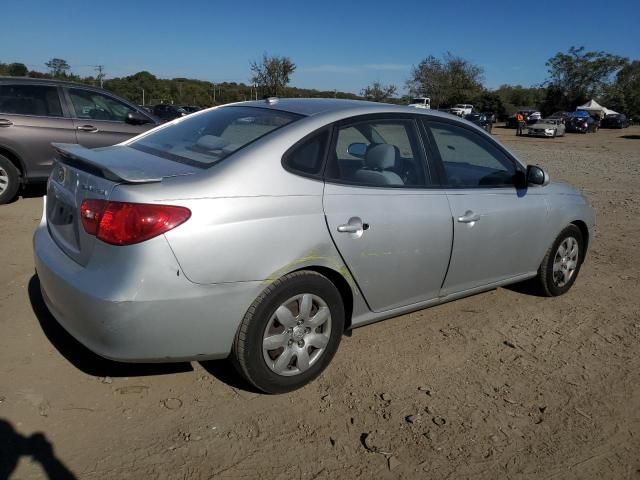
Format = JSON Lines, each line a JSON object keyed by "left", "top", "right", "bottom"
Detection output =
{"left": 1, "top": 126, "right": 639, "bottom": 479}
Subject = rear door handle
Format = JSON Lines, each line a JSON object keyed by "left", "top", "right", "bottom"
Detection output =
{"left": 77, "top": 125, "right": 98, "bottom": 132}
{"left": 457, "top": 210, "right": 481, "bottom": 223}
{"left": 0, "top": 119, "right": 13, "bottom": 127}
{"left": 337, "top": 224, "right": 360, "bottom": 233}
{"left": 337, "top": 217, "right": 369, "bottom": 236}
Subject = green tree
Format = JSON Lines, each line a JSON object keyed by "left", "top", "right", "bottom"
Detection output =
{"left": 250, "top": 53, "right": 296, "bottom": 97}
{"left": 472, "top": 91, "right": 506, "bottom": 118}
{"left": 361, "top": 81, "right": 397, "bottom": 102}
{"left": 45, "top": 58, "right": 71, "bottom": 78}
{"left": 544, "top": 46, "right": 627, "bottom": 110}
{"left": 8, "top": 63, "right": 28, "bottom": 76}
{"left": 407, "top": 52, "right": 484, "bottom": 108}
{"left": 604, "top": 60, "right": 640, "bottom": 120}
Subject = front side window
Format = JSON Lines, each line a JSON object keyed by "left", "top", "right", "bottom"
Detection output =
{"left": 68, "top": 88, "right": 135, "bottom": 122}
{"left": 0, "top": 84, "right": 63, "bottom": 117}
{"left": 325, "top": 119, "right": 428, "bottom": 187}
{"left": 427, "top": 121, "right": 517, "bottom": 188}
{"left": 132, "top": 106, "right": 301, "bottom": 168}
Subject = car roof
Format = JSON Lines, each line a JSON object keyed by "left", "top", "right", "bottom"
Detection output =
{"left": 231, "top": 97, "right": 457, "bottom": 120}
{"left": 0, "top": 76, "right": 107, "bottom": 93}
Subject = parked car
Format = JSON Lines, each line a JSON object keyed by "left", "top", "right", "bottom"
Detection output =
{"left": 34, "top": 98, "right": 594, "bottom": 393}
{"left": 527, "top": 111, "right": 542, "bottom": 123}
{"left": 566, "top": 112, "right": 597, "bottom": 133}
{"left": 600, "top": 113, "right": 628, "bottom": 129}
{"left": 482, "top": 112, "right": 496, "bottom": 124}
{"left": 408, "top": 97, "right": 431, "bottom": 109}
{"left": 152, "top": 104, "right": 188, "bottom": 121}
{"left": 527, "top": 118, "right": 566, "bottom": 137}
{"left": 449, "top": 104, "right": 474, "bottom": 117}
{"left": 464, "top": 112, "right": 492, "bottom": 133}
{"left": 0, "top": 77, "right": 160, "bottom": 204}
{"left": 549, "top": 111, "right": 572, "bottom": 124}
{"left": 181, "top": 105, "right": 202, "bottom": 114}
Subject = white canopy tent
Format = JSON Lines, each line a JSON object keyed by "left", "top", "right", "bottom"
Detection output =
{"left": 603, "top": 107, "right": 620, "bottom": 116}
{"left": 576, "top": 99, "right": 607, "bottom": 118}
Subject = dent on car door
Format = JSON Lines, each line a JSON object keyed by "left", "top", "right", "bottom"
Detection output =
{"left": 66, "top": 87, "right": 152, "bottom": 148}
{"left": 322, "top": 117, "right": 453, "bottom": 312}
{"left": 0, "top": 84, "right": 76, "bottom": 179}
{"left": 424, "top": 120, "right": 549, "bottom": 295}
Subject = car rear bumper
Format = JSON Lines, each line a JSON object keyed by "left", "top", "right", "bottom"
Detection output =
{"left": 33, "top": 204, "right": 264, "bottom": 362}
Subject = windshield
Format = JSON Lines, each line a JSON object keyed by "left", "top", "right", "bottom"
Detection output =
{"left": 131, "top": 106, "right": 302, "bottom": 168}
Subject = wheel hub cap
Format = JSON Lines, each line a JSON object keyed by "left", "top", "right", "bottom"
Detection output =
{"left": 262, "top": 293, "right": 332, "bottom": 377}
{"left": 552, "top": 237, "right": 579, "bottom": 287}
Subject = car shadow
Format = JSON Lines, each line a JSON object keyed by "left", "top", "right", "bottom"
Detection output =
{"left": 0, "top": 418, "right": 77, "bottom": 480}
{"left": 28, "top": 275, "right": 193, "bottom": 378}
{"left": 21, "top": 183, "right": 48, "bottom": 199}
{"left": 502, "top": 277, "right": 547, "bottom": 297}
{"left": 619, "top": 134, "right": 640, "bottom": 140}
{"left": 199, "top": 359, "right": 261, "bottom": 394}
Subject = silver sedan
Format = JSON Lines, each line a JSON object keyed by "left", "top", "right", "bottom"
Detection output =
{"left": 34, "top": 99, "right": 594, "bottom": 393}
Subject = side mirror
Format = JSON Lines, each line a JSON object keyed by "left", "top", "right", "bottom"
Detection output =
{"left": 126, "top": 111, "right": 152, "bottom": 125}
{"left": 347, "top": 142, "right": 368, "bottom": 158}
{"left": 527, "top": 165, "right": 550, "bottom": 186}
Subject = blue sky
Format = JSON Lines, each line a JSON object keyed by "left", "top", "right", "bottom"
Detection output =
{"left": 3, "top": 0, "right": 639, "bottom": 94}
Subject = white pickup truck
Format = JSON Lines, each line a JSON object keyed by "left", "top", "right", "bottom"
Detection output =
{"left": 450, "top": 104, "right": 474, "bottom": 117}
{"left": 408, "top": 97, "right": 431, "bottom": 109}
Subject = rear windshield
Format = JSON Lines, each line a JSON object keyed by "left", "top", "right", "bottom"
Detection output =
{"left": 131, "top": 106, "right": 302, "bottom": 168}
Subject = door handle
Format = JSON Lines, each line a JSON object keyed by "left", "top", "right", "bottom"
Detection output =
{"left": 77, "top": 125, "right": 98, "bottom": 132}
{"left": 0, "top": 119, "right": 13, "bottom": 127}
{"left": 337, "top": 217, "right": 368, "bottom": 236}
{"left": 337, "top": 224, "right": 361, "bottom": 233}
{"left": 457, "top": 211, "right": 481, "bottom": 223}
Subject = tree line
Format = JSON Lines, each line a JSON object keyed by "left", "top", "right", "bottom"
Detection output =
{"left": 1, "top": 47, "right": 638, "bottom": 120}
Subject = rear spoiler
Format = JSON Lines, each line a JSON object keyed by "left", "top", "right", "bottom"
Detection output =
{"left": 51, "top": 143, "right": 198, "bottom": 183}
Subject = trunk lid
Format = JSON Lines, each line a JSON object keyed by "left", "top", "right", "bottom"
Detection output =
{"left": 46, "top": 143, "right": 199, "bottom": 266}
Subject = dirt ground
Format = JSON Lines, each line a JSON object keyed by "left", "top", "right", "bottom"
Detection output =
{"left": 1, "top": 125, "right": 639, "bottom": 479}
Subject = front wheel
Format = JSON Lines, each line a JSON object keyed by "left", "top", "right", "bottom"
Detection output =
{"left": 232, "top": 271, "right": 345, "bottom": 393}
{"left": 536, "top": 225, "right": 584, "bottom": 296}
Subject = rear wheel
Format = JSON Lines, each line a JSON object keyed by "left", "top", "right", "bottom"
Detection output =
{"left": 0, "top": 155, "right": 20, "bottom": 205}
{"left": 537, "top": 225, "right": 584, "bottom": 296}
{"left": 233, "top": 271, "right": 345, "bottom": 393}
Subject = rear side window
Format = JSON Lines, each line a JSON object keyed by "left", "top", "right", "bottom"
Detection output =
{"left": 325, "top": 118, "right": 428, "bottom": 188}
{"left": 283, "top": 129, "right": 329, "bottom": 176}
{"left": 0, "top": 84, "right": 63, "bottom": 117}
{"left": 131, "top": 106, "right": 302, "bottom": 168}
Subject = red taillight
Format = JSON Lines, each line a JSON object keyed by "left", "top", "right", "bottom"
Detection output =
{"left": 80, "top": 200, "right": 191, "bottom": 246}
{"left": 80, "top": 199, "right": 108, "bottom": 235}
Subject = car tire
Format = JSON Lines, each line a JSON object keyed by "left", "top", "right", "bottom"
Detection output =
{"left": 232, "top": 270, "right": 345, "bottom": 394}
{"left": 0, "top": 154, "right": 20, "bottom": 205}
{"left": 537, "top": 225, "right": 584, "bottom": 297}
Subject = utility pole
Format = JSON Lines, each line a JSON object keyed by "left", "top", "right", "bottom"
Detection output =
{"left": 140, "top": 87, "right": 145, "bottom": 106}
{"left": 95, "top": 65, "right": 105, "bottom": 88}
{"left": 212, "top": 83, "right": 216, "bottom": 104}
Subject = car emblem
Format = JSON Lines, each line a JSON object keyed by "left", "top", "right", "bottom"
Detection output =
{"left": 56, "top": 166, "right": 65, "bottom": 183}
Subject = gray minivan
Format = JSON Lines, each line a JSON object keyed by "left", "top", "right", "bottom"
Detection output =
{"left": 0, "top": 77, "right": 160, "bottom": 204}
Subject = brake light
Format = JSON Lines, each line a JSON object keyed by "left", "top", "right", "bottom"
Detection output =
{"left": 80, "top": 200, "right": 191, "bottom": 246}
{"left": 80, "top": 199, "right": 107, "bottom": 235}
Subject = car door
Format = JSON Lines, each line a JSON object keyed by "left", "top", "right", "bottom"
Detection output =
{"left": 0, "top": 83, "right": 77, "bottom": 180}
{"left": 423, "top": 119, "right": 549, "bottom": 296}
{"left": 323, "top": 116, "right": 453, "bottom": 312}
{"left": 64, "top": 87, "right": 156, "bottom": 148}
